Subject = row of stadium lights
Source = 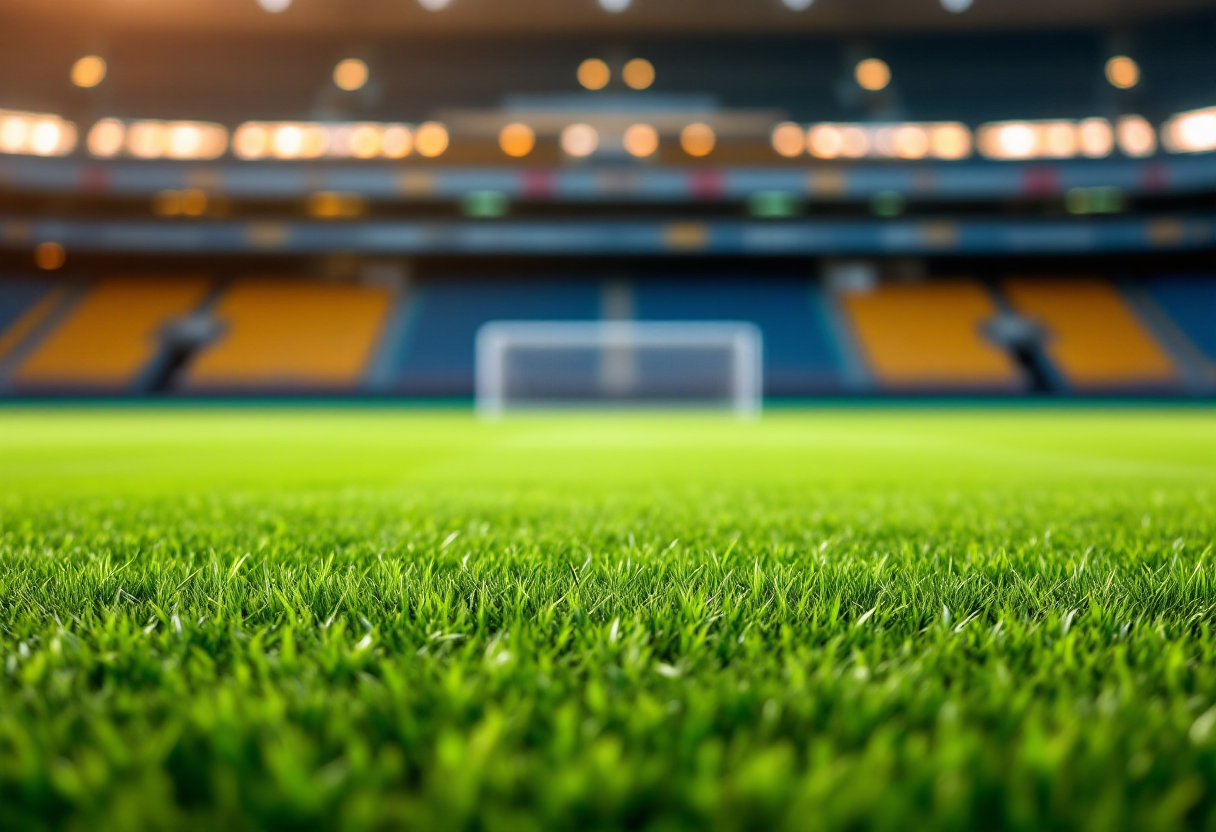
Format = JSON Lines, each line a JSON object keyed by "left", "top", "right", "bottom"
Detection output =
{"left": 770, "top": 117, "right": 1161, "bottom": 161}
{"left": 2, "top": 109, "right": 1209, "bottom": 162}
{"left": 62, "top": 51, "right": 1145, "bottom": 97}
{"left": 252, "top": 0, "right": 979, "bottom": 14}
{"left": 1, "top": 52, "right": 1213, "bottom": 160}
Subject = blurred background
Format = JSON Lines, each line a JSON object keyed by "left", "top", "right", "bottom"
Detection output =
{"left": 0, "top": 0, "right": 1214, "bottom": 401}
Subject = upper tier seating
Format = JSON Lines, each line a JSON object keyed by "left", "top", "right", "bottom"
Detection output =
{"left": 183, "top": 280, "right": 392, "bottom": 391}
{"left": 1002, "top": 278, "right": 1179, "bottom": 390}
{"left": 839, "top": 281, "right": 1024, "bottom": 390}
{"left": 633, "top": 280, "right": 845, "bottom": 394}
{"left": 13, "top": 278, "right": 210, "bottom": 391}
{"left": 387, "top": 281, "right": 601, "bottom": 395}
{"left": 0, "top": 279, "right": 63, "bottom": 368}
{"left": 1144, "top": 277, "right": 1216, "bottom": 368}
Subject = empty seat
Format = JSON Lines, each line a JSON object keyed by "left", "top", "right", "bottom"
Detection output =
{"left": 1144, "top": 276, "right": 1216, "bottom": 366}
{"left": 13, "top": 278, "right": 209, "bottom": 390}
{"left": 183, "top": 280, "right": 391, "bottom": 391}
{"left": 634, "top": 280, "right": 845, "bottom": 395}
{"left": 0, "top": 279, "right": 64, "bottom": 366}
{"left": 1002, "top": 278, "right": 1178, "bottom": 390}
{"left": 388, "top": 281, "right": 601, "bottom": 395}
{"left": 839, "top": 281, "right": 1023, "bottom": 389}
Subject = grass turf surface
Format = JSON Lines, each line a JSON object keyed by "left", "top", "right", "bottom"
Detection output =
{"left": 3, "top": 408, "right": 1216, "bottom": 832}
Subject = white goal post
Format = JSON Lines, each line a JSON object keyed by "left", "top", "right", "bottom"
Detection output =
{"left": 475, "top": 321, "right": 763, "bottom": 418}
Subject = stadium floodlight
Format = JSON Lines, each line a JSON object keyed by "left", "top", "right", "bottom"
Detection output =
{"left": 0, "top": 109, "right": 77, "bottom": 156}
{"left": 70, "top": 56, "right": 107, "bottom": 89}
{"left": 560, "top": 123, "right": 599, "bottom": 157}
{"left": 333, "top": 59, "right": 369, "bottom": 92}
{"left": 475, "top": 321, "right": 763, "bottom": 418}
{"left": 1162, "top": 106, "right": 1216, "bottom": 154}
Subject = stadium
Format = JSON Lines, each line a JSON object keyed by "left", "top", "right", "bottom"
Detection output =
{"left": 2, "top": 0, "right": 1215, "bottom": 829}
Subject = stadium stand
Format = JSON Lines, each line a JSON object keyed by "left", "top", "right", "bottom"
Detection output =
{"left": 837, "top": 281, "right": 1024, "bottom": 390}
{"left": 182, "top": 281, "right": 392, "bottom": 391}
{"left": 1144, "top": 277, "right": 1216, "bottom": 369}
{"left": 632, "top": 280, "right": 845, "bottom": 395}
{"left": 0, "top": 279, "right": 64, "bottom": 369}
{"left": 385, "top": 282, "right": 601, "bottom": 395}
{"left": 1, "top": 4, "right": 1214, "bottom": 402}
{"left": 1001, "top": 279, "right": 1180, "bottom": 390}
{"left": 12, "top": 278, "right": 210, "bottom": 392}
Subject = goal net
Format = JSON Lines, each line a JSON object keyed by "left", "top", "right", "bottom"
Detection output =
{"left": 475, "top": 321, "right": 763, "bottom": 417}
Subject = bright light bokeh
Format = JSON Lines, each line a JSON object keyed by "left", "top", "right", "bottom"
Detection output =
{"left": 234, "top": 122, "right": 426, "bottom": 160}
{"left": 978, "top": 119, "right": 1115, "bottom": 160}
{"left": 499, "top": 123, "right": 536, "bottom": 158}
{"left": 771, "top": 122, "right": 805, "bottom": 157}
{"left": 623, "top": 123, "right": 659, "bottom": 158}
{"left": 71, "top": 56, "right": 107, "bottom": 89}
{"left": 808, "top": 125, "right": 843, "bottom": 158}
{"left": 892, "top": 125, "right": 930, "bottom": 159}
{"left": 623, "top": 58, "right": 655, "bottom": 90}
{"left": 334, "top": 59, "right": 369, "bottom": 92}
{"left": 929, "top": 123, "right": 972, "bottom": 159}
{"left": 1106, "top": 56, "right": 1140, "bottom": 90}
{"left": 0, "top": 109, "right": 77, "bottom": 156}
{"left": 1116, "top": 115, "right": 1157, "bottom": 157}
{"left": 350, "top": 124, "right": 383, "bottom": 159}
{"left": 808, "top": 122, "right": 970, "bottom": 160}
{"left": 87, "top": 119, "right": 125, "bottom": 157}
{"left": 855, "top": 58, "right": 891, "bottom": 91}
{"left": 680, "top": 123, "right": 716, "bottom": 157}
{"left": 381, "top": 125, "right": 413, "bottom": 158}
{"left": 578, "top": 59, "right": 611, "bottom": 91}
{"left": 561, "top": 123, "right": 599, "bottom": 157}
{"left": 414, "top": 122, "right": 450, "bottom": 157}
{"left": 1078, "top": 118, "right": 1114, "bottom": 158}
{"left": 1162, "top": 106, "right": 1216, "bottom": 154}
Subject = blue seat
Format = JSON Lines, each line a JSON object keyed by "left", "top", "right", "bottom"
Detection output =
{"left": 0, "top": 279, "right": 57, "bottom": 339}
{"left": 0, "top": 279, "right": 60, "bottom": 369}
{"left": 388, "top": 281, "right": 602, "bottom": 395}
{"left": 633, "top": 280, "right": 845, "bottom": 395}
{"left": 1146, "top": 276, "right": 1216, "bottom": 365}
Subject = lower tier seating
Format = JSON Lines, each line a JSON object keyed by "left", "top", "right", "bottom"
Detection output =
{"left": 386, "top": 281, "right": 602, "bottom": 395}
{"left": 183, "top": 280, "right": 392, "bottom": 391}
{"left": 838, "top": 281, "right": 1025, "bottom": 390}
{"left": 1144, "top": 276, "right": 1216, "bottom": 368}
{"left": 0, "top": 279, "right": 64, "bottom": 368}
{"left": 1002, "top": 278, "right": 1178, "bottom": 390}
{"left": 0, "top": 274, "right": 1210, "bottom": 398}
{"left": 13, "top": 278, "right": 210, "bottom": 392}
{"left": 633, "top": 280, "right": 845, "bottom": 394}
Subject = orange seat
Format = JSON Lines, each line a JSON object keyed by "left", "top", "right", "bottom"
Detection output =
{"left": 14, "top": 278, "right": 210, "bottom": 389}
{"left": 1002, "top": 278, "right": 1177, "bottom": 389}
{"left": 183, "top": 281, "right": 392, "bottom": 390}
{"left": 840, "top": 281, "right": 1022, "bottom": 389}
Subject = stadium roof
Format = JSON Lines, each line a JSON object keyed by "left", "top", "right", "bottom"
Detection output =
{"left": 11, "top": 0, "right": 1216, "bottom": 37}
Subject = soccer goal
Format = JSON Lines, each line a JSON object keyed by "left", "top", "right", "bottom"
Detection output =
{"left": 475, "top": 321, "right": 763, "bottom": 418}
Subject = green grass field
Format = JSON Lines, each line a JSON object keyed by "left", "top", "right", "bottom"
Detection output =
{"left": 4, "top": 407, "right": 1216, "bottom": 832}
